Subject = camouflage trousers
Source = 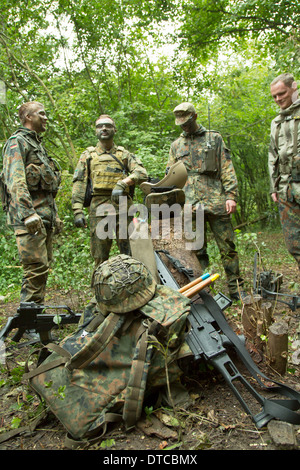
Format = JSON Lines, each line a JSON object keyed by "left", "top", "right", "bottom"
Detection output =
{"left": 15, "top": 226, "right": 53, "bottom": 304}
{"left": 278, "top": 196, "right": 300, "bottom": 270}
{"left": 89, "top": 196, "right": 132, "bottom": 268}
{"left": 195, "top": 213, "right": 243, "bottom": 294}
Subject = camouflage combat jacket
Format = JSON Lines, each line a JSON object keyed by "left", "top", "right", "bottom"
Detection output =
{"left": 168, "top": 125, "right": 238, "bottom": 215}
{"left": 2, "top": 127, "right": 61, "bottom": 231}
{"left": 268, "top": 99, "right": 300, "bottom": 204}
{"left": 72, "top": 141, "right": 148, "bottom": 212}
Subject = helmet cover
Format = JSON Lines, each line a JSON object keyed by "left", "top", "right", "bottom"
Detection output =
{"left": 93, "top": 254, "right": 156, "bottom": 313}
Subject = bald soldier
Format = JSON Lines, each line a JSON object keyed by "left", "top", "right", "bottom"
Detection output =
{"left": 168, "top": 103, "right": 244, "bottom": 300}
{"left": 1, "top": 101, "right": 62, "bottom": 305}
{"left": 72, "top": 114, "right": 148, "bottom": 267}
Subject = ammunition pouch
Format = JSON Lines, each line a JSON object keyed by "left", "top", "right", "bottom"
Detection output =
{"left": 25, "top": 162, "right": 61, "bottom": 194}
{"left": 198, "top": 146, "right": 218, "bottom": 175}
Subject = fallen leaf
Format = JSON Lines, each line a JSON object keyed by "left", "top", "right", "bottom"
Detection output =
{"left": 159, "top": 440, "right": 168, "bottom": 449}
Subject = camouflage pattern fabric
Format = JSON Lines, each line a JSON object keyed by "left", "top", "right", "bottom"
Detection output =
{"left": 93, "top": 254, "right": 156, "bottom": 313}
{"left": 25, "top": 284, "right": 191, "bottom": 448}
{"left": 278, "top": 193, "right": 300, "bottom": 269}
{"left": 16, "top": 227, "right": 53, "bottom": 303}
{"left": 169, "top": 125, "right": 242, "bottom": 294}
{"left": 196, "top": 213, "right": 243, "bottom": 294}
{"left": 168, "top": 125, "right": 238, "bottom": 214}
{"left": 2, "top": 127, "right": 60, "bottom": 228}
{"left": 89, "top": 194, "right": 132, "bottom": 267}
{"left": 268, "top": 100, "right": 300, "bottom": 270}
{"left": 268, "top": 99, "right": 300, "bottom": 204}
{"left": 2, "top": 127, "right": 61, "bottom": 303}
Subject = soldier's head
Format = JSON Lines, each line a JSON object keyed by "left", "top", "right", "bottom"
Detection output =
{"left": 173, "top": 102, "right": 198, "bottom": 134}
{"left": 270, "top": 73, "right": 298, "bottom": 110}
{"left": 18, "top": 102, "right": 47, "bottom": 133}
{"left": 95, "top": 114, "right": 117, "bottom": 144}
{"left": 93, "top": 254, "right": 156, "bottom": 314}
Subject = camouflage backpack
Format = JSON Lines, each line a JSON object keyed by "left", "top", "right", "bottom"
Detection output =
{"left": 24, "top": 255, "right": 191, "bottom": 449}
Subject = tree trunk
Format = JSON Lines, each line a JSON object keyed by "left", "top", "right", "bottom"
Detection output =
{"left": 152, "top": 215, "right": 202, "bottom": 288}
{"left": 267, "top": 321, "right": 289, "bottom": 375}
{"left": 241, "top": 294, "right": 265, "bottom": 356}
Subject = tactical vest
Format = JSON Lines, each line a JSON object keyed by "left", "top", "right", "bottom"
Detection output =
{"left": 20, "top": 133, "right": 61, "bottom": 194}
{"left": 178, "top": 131, "right": 219, "bottom": 176}
{"left": 2, "top": 130, "right": 61, "bottom": 200}
{"left": 88, "top": 146, "right": 129, "bottom": 193}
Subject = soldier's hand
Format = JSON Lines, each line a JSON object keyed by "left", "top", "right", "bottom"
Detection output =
{"left": 74, "top": 212, "right": 87, "bottom": 228}
{"left": 226, "top": 199, "right": 237, "bottom": 214}
{"left": 111, "top": 180, "right": 128, "bottom": 203}
{"left": 24, "top": 213, "right": 43, "bottom": 234}
{"left": 54, "top": 217, "right": 64, "bottom": 234}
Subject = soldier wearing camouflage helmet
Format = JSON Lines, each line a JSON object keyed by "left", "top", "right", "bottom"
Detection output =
{"left": 1, "top": 101, "right": 62, "bottom": 305}
{"left": 168, "top": 102, "right": 244, "bottom": 300}
{"left": 71, "top": 115, "right": 148, "bottom": 267}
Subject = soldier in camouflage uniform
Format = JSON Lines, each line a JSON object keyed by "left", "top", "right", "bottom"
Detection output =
{"left": 2, "top": 102, "right": 62, "bottom": 304}
{"left": 268, "top": 73, "right": 300, "bottom": 270}
{"left": 72, "top": 115, "right": 148, "bottom": 267}
{"left": 168, "top": 102, "right": 244, "bottom": 300}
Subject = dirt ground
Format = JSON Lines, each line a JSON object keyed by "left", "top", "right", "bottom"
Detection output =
{"left": 0, "top": 232, "right": 299, "bottom": 452}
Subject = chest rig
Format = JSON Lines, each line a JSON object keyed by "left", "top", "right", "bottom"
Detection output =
{"left": 88, "top": 146, "right": 129, "bottom": 193}
{"left": 21, "top": 133, "right": 61, "bottom": 194}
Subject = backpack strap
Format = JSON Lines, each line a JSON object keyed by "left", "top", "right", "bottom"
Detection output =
{"left": 122, "top": 321, "right": 152, "bottom": 429}
{"left": 24, "top": 343, "right": 71, "bottom": 379}
{"left": 63, "top": 413, "right": 123, "bottom": 449}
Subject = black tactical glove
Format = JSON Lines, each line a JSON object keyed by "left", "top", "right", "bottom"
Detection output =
{"left": 74, "top": 212, "right": 87, "bottom": 228}
{"left": 111, "top": 180, "right": 128, "bottom": 204}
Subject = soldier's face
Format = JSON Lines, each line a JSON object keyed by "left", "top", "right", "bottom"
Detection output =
{"left": 27, "top": 106, "right": 48, "bottom": 133}
{"left": 180, "top": 114, "right": 198, "bottom": 134}
{"left": 270, "top": 80, "right": 298, "bottom": 110}
{"left": 95, "top": 118, "right": 116, "bottom": 141}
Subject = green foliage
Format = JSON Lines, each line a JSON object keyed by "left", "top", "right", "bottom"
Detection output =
{"left": 178, "top": 0, "right": 300, "bottom": 63}
{"left": 0, "top": 228, "right": 23, "bottom": 296}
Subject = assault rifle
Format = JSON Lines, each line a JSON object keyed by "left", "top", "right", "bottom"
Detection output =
{"left": 155, "top": 250, "right": 300, "bottom": 428}
{"left": 253, "top": 252, "right": 300, "bottom": 311}
{"left": 0, "top": 302, "right": 81, "bottom": 345}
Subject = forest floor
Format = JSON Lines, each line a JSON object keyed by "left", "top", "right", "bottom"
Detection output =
{"left": 0, "top": 231, "right": 299, "bottom": 453}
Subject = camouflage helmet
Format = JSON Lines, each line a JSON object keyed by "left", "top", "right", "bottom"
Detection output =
{"left": 173, "top": 102, "right": 196, "bottom": 125}
{"left": 140, "top": 161, "right": 188, "bottom": 196}
{"left": 93, "top": 254, "right": 156, "bottom": 313}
